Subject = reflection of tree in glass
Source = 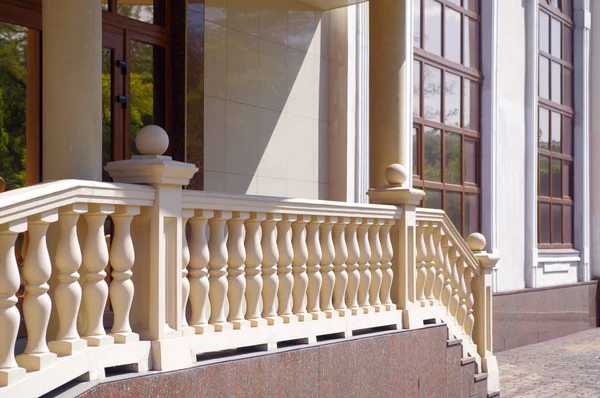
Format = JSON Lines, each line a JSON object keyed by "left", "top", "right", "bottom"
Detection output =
{"left": 129, "top": 41, "right": 155, "bottom": 155}
{"left": 0, "top": 23, "right": 27, "bottom": 190}
{"left": 117, "top": 4, "right": 154, "bottom": 24}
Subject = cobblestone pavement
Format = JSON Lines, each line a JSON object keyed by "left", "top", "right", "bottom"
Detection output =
{"left": 497, "top": 328, "right": 600, "bottom": 397}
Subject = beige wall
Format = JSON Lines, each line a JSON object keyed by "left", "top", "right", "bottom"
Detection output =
{"left": 204, "top": 0, "right": 331, "bottom": 199}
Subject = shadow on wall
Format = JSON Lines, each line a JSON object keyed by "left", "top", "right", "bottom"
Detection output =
{"left": 198, "top": 0, "right": 331, "bottom": 200}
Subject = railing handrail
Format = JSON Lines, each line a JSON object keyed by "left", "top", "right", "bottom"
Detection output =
{"left": 415, "top": 207, "right": 480, "bottom": 275}
{"left": 0, "top": 179, "right": 156, "bottom": 225}
{"left": 183, "top": 190, "right": 402, "bottom": 219}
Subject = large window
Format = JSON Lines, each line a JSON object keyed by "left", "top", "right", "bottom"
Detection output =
{"left": 538, "top": 0, "right": 573, "bottom": 248}
{"left": 413, "top": 0, "right": 481, "bottom": 236}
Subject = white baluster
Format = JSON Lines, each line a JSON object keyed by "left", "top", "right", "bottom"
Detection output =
{"left": 464, "top": 268, "right": 475, "bottom": 340}
{"left": 441, "top": 236, "right": 453, "bottom": 312}
{"left": 379, "top": 219, "right": 395, "bottom": 311}
{"left": 188, "top": 210, "right": 214, "bottom": 334}
{"left": 306, "top": 216, "right": 324, "bottom": 320}
{"left": 245, "top": 213, "right": 266, "bottom": 327}
{"left": 345, "top": 218, "right": 361, "bottom": 315}
{"left": 292, "top": 216, "right": 310, "bottom": 321}
{"left": 456, "top": 256, "right": 468, "bottom": 329}
{"left": 320, "top": 217, "right": 337, "bottom": 318}
{"left": 424, "top": 223, "right": 437, "bottom": 305}
{"left": 433, "top": 227, "right": 445, "bottom": 305}
{"left": 357, "top": 219, "right": 373, "bottom": 314}
{"left": 109, "top": 206, "right": 140, "bottom": 344}
{"left": 333, "top": 218, "right": 350, "bottom": 317}
{"left": 415, "top": 222, "right": 428, "bottom": 306}
{"left": 16, "top": 212, "right": 57, "bottom": 372}
{"left": 277, "top": 215, "right": 297, "bottom": 323}
{"left": 368, "top": 220, "right": 384, "bottom": 312}
{"left": 448, "top": 247, "right": 461, "bottom": 319}
{"left": 261, "top": 214, "right": 283, "bottom": 325}
{"left": 181, "top": 209, "right": 195, "bottom": 336}
{"left": 81, "top": 205, "right": 114, "bottom": 347}
{"left": 0, "top": 220, "right": 27, "bottom": 386}
{"left": 49, "top": 204, "right": 88, "bottom": 356}
{"left": 208, "top": 211, "right": 233, "bottom": 332}
{"left": 227, "top": 212, "right": 250, "bottom": 329}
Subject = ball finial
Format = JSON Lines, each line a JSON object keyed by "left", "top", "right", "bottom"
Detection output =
{"left": 135, "top": 125, "right": 169, "bottom": 156}
{"left": 466, "top": 233, "right": 486, "bottom": 252}
{"left": 385, "top": 164, "right": 408, "bottom": 186}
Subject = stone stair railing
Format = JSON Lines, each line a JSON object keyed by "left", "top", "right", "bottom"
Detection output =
{"left": 0, "top": 126, "right": 499, "bottom": 397}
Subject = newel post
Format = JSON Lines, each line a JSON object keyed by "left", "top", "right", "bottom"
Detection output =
{"left": 467, "top": 233, "right": 500, "bottom": 395}
{"left": 105, "top": 126, "right": 198, "bottom": 368}
{"left": 367, "top": 164, "right": 425, "bottom": 323}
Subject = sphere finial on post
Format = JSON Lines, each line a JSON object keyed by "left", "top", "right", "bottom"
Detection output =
{"left": 466, "top": 233, "right": 486, "bottom": 253}
{"left": 385, "top": 164, "right": 408, "bottom": 187}
{"left": 135, "top": 125, "right": 169, "bottom": 156}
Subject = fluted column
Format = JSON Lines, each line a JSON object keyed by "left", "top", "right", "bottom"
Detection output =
{"left": 379, "top": 219, "right": 395, "bottom": 311}
{"left": 188, "top": 210, "right": 214, "bottom": 334}
{"left": 181, "top": 210, "right": 194, "bottom": 336}
{"left": 306, "top": 216, "right": 324, "bottom": 319}
{"left": 332, "top": 218, "right": 350, "bottom": 316}
{"left": 357, "top": 219, "right": 373, "bottom": 314}
{"left": 208, "top": 211, "right": 232, "bottom": 332}
{"left": 49, "top": 204, "right": 88, "bottom": 356}
{"left": 227, "top": 212, "right": 250, "bottom": 329}
{"left": 245, "top": 213, "right": 266, "bottom": 327}
{"left": 292, "top": 216, "right": 310, "bottom": 321}
{"left": 261, "top": 214, "right": 282, "bottom": 325}
{"left": 320, "top": 217, "right": 337, "bottom": 318}
{"left": 277, "top": 215, "right": 297, "bottom": 323}
{"left": 345, "top": 218, "right": 361, "bottom": 315}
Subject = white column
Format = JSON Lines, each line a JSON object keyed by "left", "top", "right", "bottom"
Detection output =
{"left": 42, "top": 0, "right": 102, "bottom": 181}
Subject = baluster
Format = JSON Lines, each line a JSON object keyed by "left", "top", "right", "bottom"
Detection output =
{"left": 188, "top": 210, "right": 214, "bottom": 334}
{"left": 357, "top": 219, "right": 373, "bottom": 314}
{"left": 320, "top": 217, "right": 336, "bottom": 318}
{"left": 181, "top": 210, "right": 194, "bottom": 336}
{"left": 415, "top": 222, "right": 428, "bottom": 306}
{"left": 277, "top": 215, "right": 297, "bottom": 323}
{"left": 448, "top": 246, "right": 461, "bottom": 319}
{"left": 17, "top": 212, "right": 58, "bottom": 371}
{"left": 440, "top": 236, "right": 453, "bottom": 311}
{"left": 109, "top": 206, "right": 140, "bottom": 344}
{"left": 0, "top": 220, "right": 27, "bottom": 386}
{"left": 82, "top": 205, "right": 114, "bottom": 347}
{"left": 306, "top": 216, "right": 324, "bottom": 319}
{"left": 379, "top": 219, "right": 395, "bottom": 311}
{"left": 345, "top": 218, "right": 361, "bottom": 315}
{"left": 464, "top": 268, "right": 475, "bottom": 339}
{"left": 333, "top": 218, "right": 349, "bottom": 317}
{"left": 208, "top": 211, "right": 233, "bottom": 332}
{"left": 432, "top": 226, "right": 445, "bottom": 305}
{"left": 245, "top": 213, "right": 266, "bottom": 327}
{"left": 424, "top": 223, "right": 436, "bottom": 305}
{"left": 456, "top": 256, "right": 468, "bottom": 329}
{"left": 49, "top": 204, "right": 88, "bottom": 356}
{"left": 227, "top": 212, "right": 250, "bottom": 329}
{"left": 292, "top": 216, "right": 310, "bottom": 321}
{"left": 368, "top": 220, "right": 384, "bottom": 312}
{"left": 261, "top": 214, "right": 283, "bottom": 325}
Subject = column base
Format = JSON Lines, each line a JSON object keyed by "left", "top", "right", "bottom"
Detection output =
{"left": 182, "top": 326, "right": 196, "bottom": 337}
{"left": 383, "top": 303, "right": 397, "bottom": 311}
{"left": 16, "top": 352, "right": 57, "bottom": 371}
{"left": 310, "top": 311, "right": 326, "bottom": 320}
{"left": 231, "top": 320, "right": 251, "bottom": 330}
{"left": 0, "top": 367, "right": 26, "bottom": 387}
{"left": 192, "top": 324, "right": 214, "bottom": 334}
{"left": 264, "top": 316, "right": 284, "bottom": 326}
{"left": 349, "top": 307, "right": 361, "bottom": 316}
{"left": 49, "top": 338, "right": 87, "bottom": 356}
{"left": 84, "top": 334, "right": 115, "bottom": 347}
{"left": 249, "top": 318, "right": 268, "bottom": 327}
{"left": 360, "top": 306, "right": 375, "bottom": 315}
{"left": 281, "top": 314, "right": 298, "bottom": 324}
{"left": 110, "top": 332, "right": 139, "bottom": 344}
{"left": 336, "top": 308, "right": 351, "bottom": 317}
{"left": 213, "top": 322, "right": 234, "bottom": 332}
{"left": 296, "top": 313, "right": 313, "bottom": 322}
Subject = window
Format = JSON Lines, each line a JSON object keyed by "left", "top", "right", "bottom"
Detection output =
{"left": 413, "top": 0, "right": 481, "bottom": 237}
{"left": 538, "top": 0, "right": 573, "bottom": 247}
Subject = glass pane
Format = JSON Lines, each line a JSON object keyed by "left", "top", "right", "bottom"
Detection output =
{"left": 551, "top": 61, "right": 562, "bottom": 103}
{"left": 562, "top": 67, "right": 572, "bottom": 107}
{"left": 551, "top": 111, "right": 561, "bottom": 152}
{"left": 445, "top": 132, "right": 461, "bottom": 185}
{"left": 562, "top": 24, "right": 572, "bottom": 62}
{"left": 539, "top": 203, "right": 551, "bottom": 244}
{"left": 102, "top": 47, "right": 113, "bottom": 182}
{"left": 465, "top": 193, "right": 479, "bottom": 236}
{"left": 552, "top": 204, "right": 562, "bottom": 243}
{"left": 551, "top": 158, "right": 562, "bottom": 198}
{"left": 464, "top": 17, "right": 479, "bottom": 68}
{"left": 424, "top": 64, "right": 442, "bottom": 122}
{"left": 445, "top": 8, "right": 461, "bottom": 64}
{"left": 413, "top": 126, "right": 419, "bottom": 176}
{"left": 414, "top": 0, "right": 421, "bottom": 47}
{"left": 563, "top": 205, "right": 573, "bottom": 244}
{"left": 102, "top": 0, "right": 109, "bottom": 11}
{"left": 424, "top": 127, "right": 442, "bottom": 181}
{"left": 539, "top": 107, "right": 549, "bottom": 150}
{"left": 413, "top": 61, "right": 421, "bottom": 116}
{"left": 563, "top": 161, "right": 572, "bottom": 198}
{"left": 424, "top": 189, "right": 442, "bottom": 209}
{"left": 464, "top": 139, "right": 477, "bottom": 183}
{"left": 118, "top": 0, "right": 158, "bottom": 24}
{"left": 445, "top": 191, "right": 462, "bottom": 234}
{"left": 424, "top": 0, "right": 442, "bottom": 56}
{"left": 444, "top": 72, "right": 461, "bottom": 126}
{"left": 551, "top": 18, "right": 561, "bottom": 57}
{"left": 562, "top": 116, "right": 572, "bottom": 155}
{"left": 539, "top": 11, "right": 549, "bottom": 53}
{"left": 463, "top": 79, "right": 479, "bottom": 130}
{"left": 0, "top": 23, "right": 29, "bottom": 190}
{"left": 539, "top": 155, "right": 550, "bottom": 197}
{"left": 129, "top": 40, "right": 166, "bottom": 156}
{"left": 539, "top": 56, "right": 549, "bottom": 99}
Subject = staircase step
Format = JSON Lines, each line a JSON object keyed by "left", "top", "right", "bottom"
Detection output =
{"left": 461, "top": 356, "right": 476, "bottom": 366}
{"left": 474, "top": 372, "right": 488, "bottom": 382}
{"left": 447, "top": 338, "right": 462, "bottom": 347}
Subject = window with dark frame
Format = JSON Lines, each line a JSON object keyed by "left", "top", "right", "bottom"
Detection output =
{"left": 413, "top": 0, "right": 481, "bottom": 237}
{"left": 538, "top": 0, "right": 574, "bottom": 248}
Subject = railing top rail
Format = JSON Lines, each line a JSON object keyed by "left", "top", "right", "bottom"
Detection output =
{"left": 182, "top": 190, "right": 402, "bottom": 219}
{"left": 415, "top": 207, "right": 480, "bottom": 274}
{"left": 0, "top": 179, "right": 155, "bottom": 225}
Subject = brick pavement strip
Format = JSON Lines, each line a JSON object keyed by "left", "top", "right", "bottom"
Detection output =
{"left": 498, "top": 329, "right": 600, "bottom": 397}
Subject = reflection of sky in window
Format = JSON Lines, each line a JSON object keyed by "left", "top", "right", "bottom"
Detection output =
{"left": 424, "top": 0, "right": 442, "bottom": 56}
